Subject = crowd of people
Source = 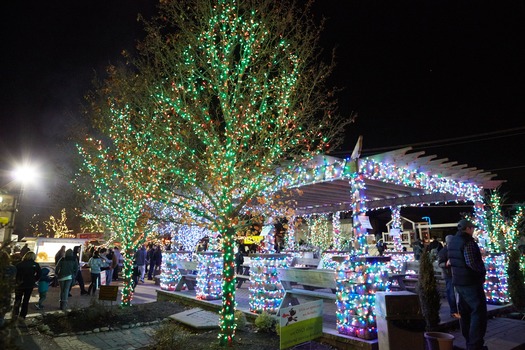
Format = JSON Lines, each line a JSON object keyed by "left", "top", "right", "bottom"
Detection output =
{"left": 0, "top": 241, "right": 163, "bottom": 328}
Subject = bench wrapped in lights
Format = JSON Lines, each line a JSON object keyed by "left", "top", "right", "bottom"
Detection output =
{"left": 248, "top": 253, "right": 290, "bottom": 314}
{"left": 159, "top": 250, "right": 193, "bottom": 291}
{"left": 196, "top": 252, "right": 223, "bottom": 300}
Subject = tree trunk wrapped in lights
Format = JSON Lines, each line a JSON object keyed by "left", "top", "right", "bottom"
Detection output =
{"left": 76, "top": 0, "right": 351, "bottom": 345}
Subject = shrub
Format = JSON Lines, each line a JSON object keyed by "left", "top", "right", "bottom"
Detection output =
{"left": 507, "top": 249, "right": 525, "bottom": 312}
{"left": 254, "top": 311, "right": 276, "bottom": 333}
{"left": 151, "top": 322, "right": 191, "bottom": 350}
{"left": 234, "top": 310, "right": 247, "bottom": 330}
{"left": 417, "top": 250, "right": 441, "bottom": 330}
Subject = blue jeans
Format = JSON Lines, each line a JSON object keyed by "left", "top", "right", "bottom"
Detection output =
{"left": 59, "top": 279, "right": 73, "bottom": 309}
{"left": 89, "top": 273, "right": 101, "bottom": 293}
{"left": 105, "top": 268, "right": 113, "bottom": 285}
{"left": 445, "top": 278, "right": 458, "bottom": 314}
{"left": 455, "top": 284, "right": 487, "bottom": 350}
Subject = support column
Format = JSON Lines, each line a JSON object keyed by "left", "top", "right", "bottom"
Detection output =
{"left": 390, "top": 206, "right": 403, "bottom": 252}
{"left": 285, "top": 216, "right": 296, "bottom": 250}
{"left": 350, "top": 174, "right": 367, "bottom": 255}
{"left": 332, "top": 211, "right": 342, "bottom": 250}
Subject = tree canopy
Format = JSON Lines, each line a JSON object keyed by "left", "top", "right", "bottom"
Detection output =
{"left": 76, "top": 0, "right": 351, "bottom": 345}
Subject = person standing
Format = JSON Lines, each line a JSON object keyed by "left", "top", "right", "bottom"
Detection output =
{"left": 12, "top": 252, "right": 41, "bottom": 321}
{"left": 438, "top": 235, "right": 460, "bottom": 319}
{"left": 112, "top": 246, "right": 123, "bottom": 281}
{"left": 55, "top": 249, "right": 79, "bottom": 310}
{"left": 19, "top": 244, "right": 30, "bottom": 257}
{"left": 148, "top": 245, "right": 162, "bottom": 280}
{"left": 70, "top": 246, "right": 88, "bottom": 295}
{"left": 235, "top": 245, "right": 245, "bottom": 275}
{"left": 145, "top": 245, "right": 154, "bottom": 276}
{"left": 448, "top": 219, "right": 487, "bottom": 350}
{"left": 376, "top": 239, "right": 385, "bottom": 256}
{"left": 412, "top": 238, "right": 424, "bottom": 261}
{"left": 105, "top": 248, "right": 118, "bottom": 285}
{"left": 55, "top": 245, "right": 66, "bottom": 265}
{"left": 87, "top": 250, "right": 105, "bottom": 295}
{"left": 0, "top": 250, "right": 17, "bottom": 328}
{"left": 35, "top": 267, "right": 52, "bottom": 310}
{"left": 134, "top": 245, "right": 147, "bottom": 283}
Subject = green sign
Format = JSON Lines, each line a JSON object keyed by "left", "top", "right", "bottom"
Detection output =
{"left": 279, "top": 300, "right": 323, "bottom": 349}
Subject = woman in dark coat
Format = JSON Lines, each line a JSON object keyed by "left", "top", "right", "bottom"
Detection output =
{"left": 12, "top": 251, "right": 41, "bottom": 320}
{"left": 69, "top": 246, "right": 88, "bottom": 295}
{"left": 56, "top": 249, "right": 79, "bottom": 310}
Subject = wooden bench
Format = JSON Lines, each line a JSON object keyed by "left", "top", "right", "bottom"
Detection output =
{"left": 402, "top": 260, "right": 446, "bottom": 295}
{"left": 277, "top": 268, "right": 337, "bottom": 314}
{"left": 290, "top": 257, "right": 321, "bottom": 269}
{"left": 174, "top": 260, "right": 199, "bottom": 291}
{"left": 235, "top": 272, "right": 251, "bottom": 288}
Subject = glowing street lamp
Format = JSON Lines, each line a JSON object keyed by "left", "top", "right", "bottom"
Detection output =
{"left": 12, "top": 164, "right": 39, "bottom": 186}
{"left": 6, "top": 163, "right": 39, "bottom": 242}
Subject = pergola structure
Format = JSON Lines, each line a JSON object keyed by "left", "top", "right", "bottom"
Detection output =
{"left": 283, "top": 147, "right": 504, "bottom": 254}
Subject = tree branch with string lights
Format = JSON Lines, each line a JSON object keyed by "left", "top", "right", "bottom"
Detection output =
{"left": 76, "top": 0, "right": 351, "bottom": 345}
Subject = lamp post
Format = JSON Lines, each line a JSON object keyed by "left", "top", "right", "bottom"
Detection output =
{"left": 0, "top": 191, "right": 17, "bottom": 244}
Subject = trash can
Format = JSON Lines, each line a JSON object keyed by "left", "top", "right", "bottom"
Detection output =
{"left": 375, "top": 291, "right": 426, "bottom": 350}
{"left": 424, "top": 332, "right": 454, "bottom": 350}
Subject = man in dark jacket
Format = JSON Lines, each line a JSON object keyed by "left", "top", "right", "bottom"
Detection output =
{"left": 12, "top": 251, "right": 41, "bottom": 320}
{"left": 148, "top": 246, "right": 162, "bottom": 280}
{"left": 448, "top": 219, "right": 487, "bottom": 350}
{"left": 134, "top": 245, "right": 147, "bottom": 283}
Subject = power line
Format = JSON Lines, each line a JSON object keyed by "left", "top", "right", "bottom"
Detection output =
{"left": 333, "top": 126, "right": 525, "bottom": 155}
{"left": 488, "top": 165, "right": 525, "bottom": 172}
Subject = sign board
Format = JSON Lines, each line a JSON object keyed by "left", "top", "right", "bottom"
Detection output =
{"left": 279, "top": 300, "right": 323, "bottom": 349}
{"left": 244, "top": 236, "right": 264, "bottom": 244}
{"left": 77, "top": 233, "right": 103, "bottom": 239}
{"left": 358, "top": 215, "right": 373, "bottom": 229}
{"left": 98, "top": 285, "right": 119, "bottom": 301}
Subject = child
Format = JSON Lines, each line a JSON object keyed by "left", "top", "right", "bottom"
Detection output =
{"left": 35, "top": 267, "right": 52, "bottom": 310}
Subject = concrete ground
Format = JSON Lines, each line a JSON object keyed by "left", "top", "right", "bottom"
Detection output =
{"left": 6, "top": 278, "right": 160, "bottom": 350}
{"left": 5, "top": 277, "right": 525, "bottom": 350}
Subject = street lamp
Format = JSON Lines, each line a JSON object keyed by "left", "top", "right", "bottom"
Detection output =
{"left": 6, "top": 163, "right": 39, "bottom": 243}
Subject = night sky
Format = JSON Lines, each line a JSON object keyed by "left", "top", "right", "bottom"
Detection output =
{"left": 1, "top": 1, "right": 524, "bottom": 233}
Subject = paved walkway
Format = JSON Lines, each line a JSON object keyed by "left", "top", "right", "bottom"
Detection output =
{"left": 6, "top": 278, "right": 525, "bottom": 350}
{"left": 159, "top": 286, "right": 525, "bottom": 350}
{"left": 449, "top": 316, "right": 525, "bottom": 350}
{"left": 8, "top": 279, "right": 161, "bottom": 350}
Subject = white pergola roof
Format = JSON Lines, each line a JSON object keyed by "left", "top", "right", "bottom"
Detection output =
{"left": 289, "top": 147, "right": 504, "bottom": 215}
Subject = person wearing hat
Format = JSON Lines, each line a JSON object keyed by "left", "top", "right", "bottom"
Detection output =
{"left": 448, "top": 219, "right": 487, "bottom": 350}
